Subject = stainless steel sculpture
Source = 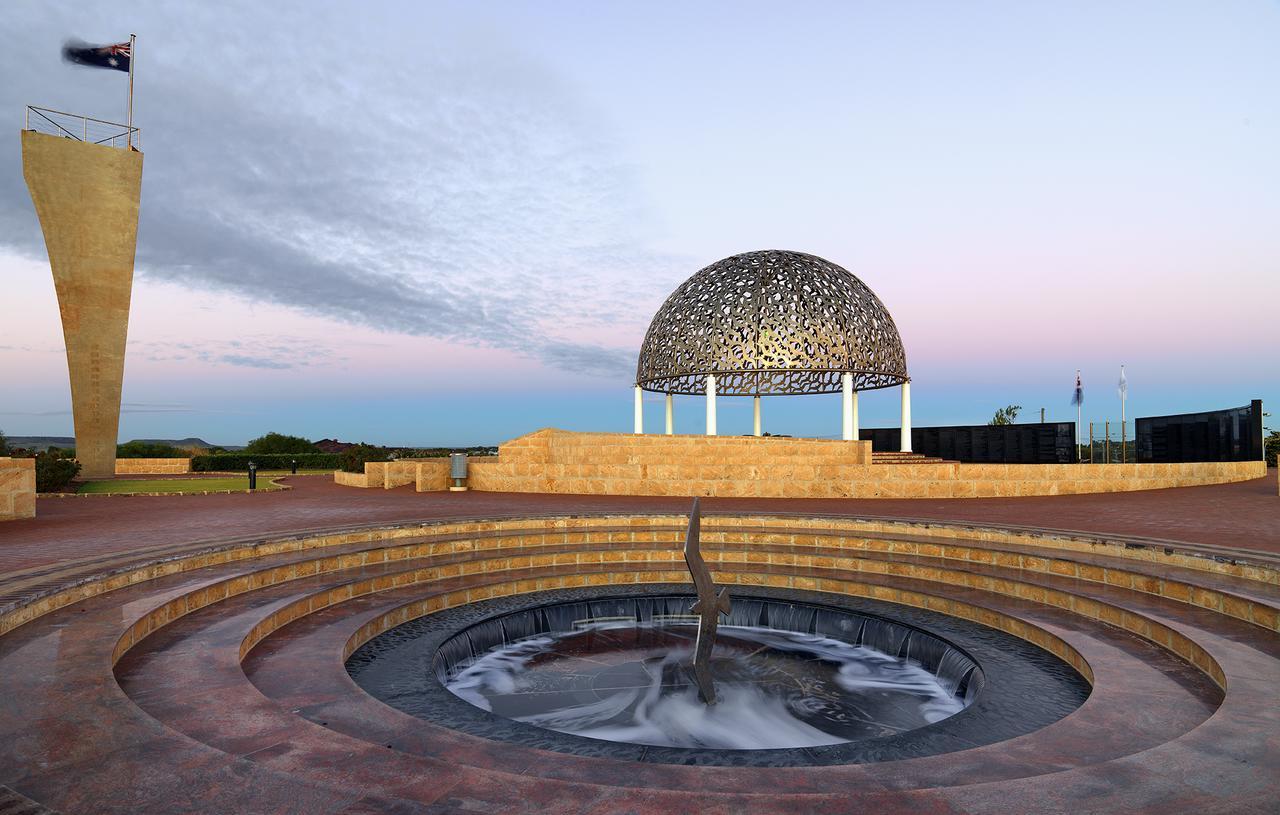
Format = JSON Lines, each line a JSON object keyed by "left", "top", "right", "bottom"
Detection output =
{"left": 683, "top": 498, "right": 730, "bottom": 704}
{"left": 636, "top": 250, "right": 909, "bottom": 395}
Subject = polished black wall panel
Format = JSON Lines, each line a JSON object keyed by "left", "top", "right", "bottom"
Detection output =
{"left": 862, "top": 423, "right": 1078, "bottom": 463}
{"left": 1135, "top": 400, "right": 1263, "bottom": 462}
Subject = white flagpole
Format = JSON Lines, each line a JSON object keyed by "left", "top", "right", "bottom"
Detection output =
{"left": 126, "top": 33, "right": 136, "bottom": 149}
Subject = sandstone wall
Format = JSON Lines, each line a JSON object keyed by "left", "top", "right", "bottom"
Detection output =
{"left": 463, "top": 429, "right": 1266, "bottom": 498}
{"left": 334, "top": 459, "right": 451, "bottom": 491}
{"left": 0, "top": 458, "right": 37, "bottom": 521}
{"left": 333, "top": 470, "right": 370, "bottom": 488}
{"left": 331, "top": 429, "right": 1267, "bottom": 498}
{"left": 114, "top": 458, "right": 191, "bottom": 475}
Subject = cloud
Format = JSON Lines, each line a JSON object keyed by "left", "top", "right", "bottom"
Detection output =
{"left": 0, "top": 2, "right": 680, "bottom": 381}
{"left": 216, "top": 354, "right": 293, "bottom": 370}
{"left": 128, "top": 334, "right": 342, "bottom": 370}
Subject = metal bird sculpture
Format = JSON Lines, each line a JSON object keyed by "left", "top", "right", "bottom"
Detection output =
{"left": 683, "top": 498, "right": 730, "bottom": 704}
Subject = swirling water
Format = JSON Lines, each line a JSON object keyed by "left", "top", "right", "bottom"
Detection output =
{"left": 444, "top": 623, "right": 969, "bottom": 750}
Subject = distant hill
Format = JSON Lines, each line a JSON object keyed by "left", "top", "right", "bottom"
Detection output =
{"left": 5, "top": 436, "right": 75, "bottom": 451}
{"left": 131, "top": 437, "right": 244, "bottom": 450}
{"left": 5, "top": 436, "right": 243, "bottom": 452}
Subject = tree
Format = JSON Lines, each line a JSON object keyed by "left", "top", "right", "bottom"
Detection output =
{"left": 989, "top": 405, "right": 1022, "bottom": 426}
{"left": 1266, "top": 431, "right": 1279, "bottom": 467}
{"left": 0, "top": 428, "right": 8, "bottom": 455}
{"left": 339, "top": 443, "right": 391, "bottom": 473}
{"left": 35, "top": 452, "right": 80, "bottom": 492}
{"left": 117, "top": 440, "right": 187, "bottom": 458}
{"left": 243, "top": 432, "right": 318, "bottom": 455}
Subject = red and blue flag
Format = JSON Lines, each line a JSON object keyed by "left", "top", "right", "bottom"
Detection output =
{"left": 62, "top": 39, "right": 131, "bottom": 73}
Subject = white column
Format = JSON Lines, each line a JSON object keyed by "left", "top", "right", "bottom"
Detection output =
{"left": 900, "top": 381, "right": 913, "bottom": 452}
{"left": 852, "top": 391, "right": 860, "bottom": 441}
{"left": 753, "top": 395, "right": 762, "bottom": 436}
{"left": 665, "top": 393, "right": 674, "bottom": 435}
{"left": 633, "top": 385, "right": 643, "bottom": 435}
{"left": 841, "top": 373, "right": 853, "bottom": 440}
{"left": 705, "top": 374, "right": 717, "bottom": 436}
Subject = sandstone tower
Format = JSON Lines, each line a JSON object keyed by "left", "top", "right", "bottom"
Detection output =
{"left": 22, "top": 128, "right": 143, "bottom": 478}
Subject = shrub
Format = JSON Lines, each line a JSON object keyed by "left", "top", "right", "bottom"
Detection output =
{"left": 0, "top": 428, "right": 8, "bottom": 455}
{"left": 339, "top": 443, "right": 391, "bottom": 473}
{"left": 190, "top": 453, "right": 341, "bottom": 472}
{"left": 35, "top": 452, "right": 80, "bottom": 492}
{"left": 244, "top": 432, "right": 319, "bottom": 455}
{"left": 117, "top": 440, "right": 188, "bottom": 458}
{"left": 1266, "top": 432, "right": 1279, "bottom": 467}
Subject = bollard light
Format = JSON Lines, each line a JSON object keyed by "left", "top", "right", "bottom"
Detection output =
{"left": 290, "top": 459, "right": 297, "bottom": 475}
{"left": 248, "top": 461, "right": 257, "bottom": 491}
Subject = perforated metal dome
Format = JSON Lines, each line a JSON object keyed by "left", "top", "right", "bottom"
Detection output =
{"left": 636, "top": 250, "right": 908, "bottom": 395}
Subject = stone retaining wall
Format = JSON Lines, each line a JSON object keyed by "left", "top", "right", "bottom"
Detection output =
{"left": 114, "top": 458, "right": 191, "bottom": 475}
{"left": 0, "top": 458, "right": 36, "bottom": 521}
{"left": 333, "top": 470, "right": 370, "bottom": 488}
{"left": 463, "top": 429, "right": 1265, "bottom": 498}
{"left": 335, "top": 459, "right": 450, "bottom": 491}
{"left": 333, "top": 429, "right": 1267, "bottom": 498}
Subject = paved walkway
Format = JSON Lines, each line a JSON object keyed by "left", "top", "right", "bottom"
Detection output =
{"left": 2, "top": 474, "right": 1276, "bottom": 577}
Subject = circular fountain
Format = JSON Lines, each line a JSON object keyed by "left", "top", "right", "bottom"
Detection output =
{"left": 346, "top": 502, "right": 1091, "bottom": 764}
{"left": 433, "top": 595, "right": 981, "bottom": 750}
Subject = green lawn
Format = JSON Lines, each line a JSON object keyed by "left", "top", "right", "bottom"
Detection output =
{"left": 78, "top": 476, "right": 286, "bottom": 495}
{"left": 192, "top": 469, "right": 334, "bottom": 476}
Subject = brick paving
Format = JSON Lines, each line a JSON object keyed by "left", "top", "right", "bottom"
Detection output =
{"left": 1, "top": 473, "right": 1276, "bottom": 577}
{"left": 2, "top": 512, "right": 1277, "bottom": 813}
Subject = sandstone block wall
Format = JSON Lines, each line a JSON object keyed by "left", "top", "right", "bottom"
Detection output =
{"left": 114, "top": 458, "right": 191, "bottom": 475}
{"left": 332, "top": 429, "right": 1266, "bottom": 498}
{"left": 414, "top": 460, "right": 450, "bottom": 492}
{"left": 463, "top": 429, "right": 1266, "bottom": 498}
{"left": 335, "top": 459, "right": 451, "bottom": 491}
{"left": 22, "top": 131, "right": 143, "bottom": 479}
{"left": 0, "top": 458, "right": 37, "bottom": 521}
{"left": 333, "top": 470, "right": 370, "bottom": 488}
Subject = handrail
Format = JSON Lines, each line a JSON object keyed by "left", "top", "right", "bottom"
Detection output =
{"left": 24, "top": 105, "right": 140, "bottom": 149}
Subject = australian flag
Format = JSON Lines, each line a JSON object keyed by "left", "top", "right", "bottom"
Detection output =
{"left": 62, "top": 39, "right": 131, "bottom": 73}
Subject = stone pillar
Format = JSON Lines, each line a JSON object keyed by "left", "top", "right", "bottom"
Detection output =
{"left": 705, "top": 374, "right": 717, "bottom": 436}
{"left": 753, "top": 395, "right": 762, "bottom": 437}
{"left": 665, "top": 393, "right": 674, "bottom": 435}
{"left": 900, "top": 381, "right": 913, "bottom": 453}
{"left": 22, "top": 131, "right": 143, "bottom": 478}
{"left": 633, "top": 386, "right": 643, "bottom": 434}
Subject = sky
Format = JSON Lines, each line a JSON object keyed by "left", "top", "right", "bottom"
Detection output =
{"left": 1, "top": 1, "right": 1277, "bottom": 446}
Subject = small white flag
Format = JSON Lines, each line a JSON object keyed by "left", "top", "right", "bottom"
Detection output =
{"left": 1118, "top": 365, "right": 1127, "bottom": 398}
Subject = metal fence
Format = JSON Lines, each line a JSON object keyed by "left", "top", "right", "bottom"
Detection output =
{"left": 1136, "top": 401, "right": 1264, "bottom": 463}
{"left": 862, "top": 423, "right": 1078, "bottom": 464}
{"left": 24, "top": 106, "right": 140, "bottom": 149}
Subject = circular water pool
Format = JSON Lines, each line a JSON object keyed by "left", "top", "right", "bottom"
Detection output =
{"left": 347, "top": 586, "right": 1088, "bottom": 766}
{"left": 441, "top": 613, "right": 978, "bottom": 749}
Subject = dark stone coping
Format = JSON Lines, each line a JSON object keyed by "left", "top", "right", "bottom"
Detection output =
{"left": 347, "top": 584, "right": 1091, "bottom": 767}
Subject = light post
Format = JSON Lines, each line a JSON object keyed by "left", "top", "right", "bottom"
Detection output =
{"left": 248, "top": 461, "right": 257, "bottom": 491}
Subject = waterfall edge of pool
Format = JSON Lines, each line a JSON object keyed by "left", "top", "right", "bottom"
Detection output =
{"left": 345, "top": 586, "right": 1090, "bottom": 767}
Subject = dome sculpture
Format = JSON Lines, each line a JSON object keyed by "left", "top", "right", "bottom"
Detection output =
{"left": 636, "top": 250, "right": 909, "bottom": 395}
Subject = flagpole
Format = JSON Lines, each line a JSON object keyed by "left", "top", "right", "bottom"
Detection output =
{"left": 1075, "top": 369, "right": 1082, "bottom": 457}
{"left": 1120, "top": 364, "right": 1127, "bottom": 464}
{"left": 126, "top": 33, "right": 136, "bottom": 149}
